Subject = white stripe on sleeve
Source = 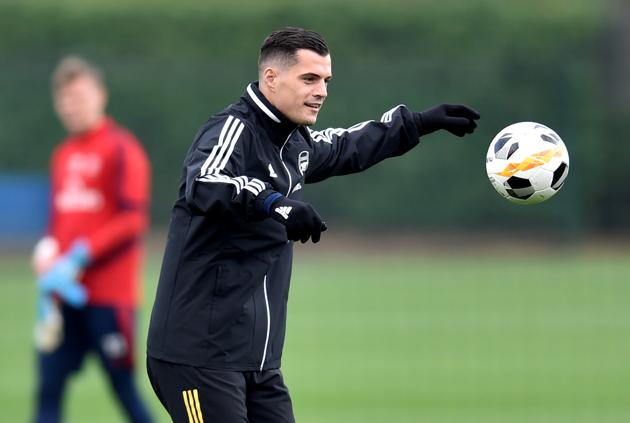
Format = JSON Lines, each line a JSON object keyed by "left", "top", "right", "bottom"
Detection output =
{"left": 196, "top": 116, "right": 268, "bottom": 197}
{"left": 216, "top": 122, "right": 245, "bottom": 171}
{"left": 200, "top": 115, "right": 234, "bottom": 176}
{"left": 380, "top": 104, "right": 405, "bottom": 123}
{"left": 207, "top": 118, "right": 241, "bottom": 173}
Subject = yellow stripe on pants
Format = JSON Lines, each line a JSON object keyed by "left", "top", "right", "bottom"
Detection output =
{"left": 182, "top": 388, "right": 204, "bottom": 423}
{"left": 182, "top": 390, "right": 197, "bottom": 423}
{"left": 193, "top": 389, "right": 205, "bottom": 423}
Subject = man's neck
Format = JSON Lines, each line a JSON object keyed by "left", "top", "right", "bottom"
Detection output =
{"left": 68, "top": 115, "right": 107, "bottom": 137}
{"left": 258, "top": 83, "right": 275, "bottom": 108}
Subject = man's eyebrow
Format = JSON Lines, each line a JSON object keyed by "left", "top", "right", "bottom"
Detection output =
{"left": 300, "top": 72, "right": 333, "bottom": 81}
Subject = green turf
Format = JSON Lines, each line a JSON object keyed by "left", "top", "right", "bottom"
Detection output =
{"left": 1, "top": 248, "right": 629, "bottom": 422}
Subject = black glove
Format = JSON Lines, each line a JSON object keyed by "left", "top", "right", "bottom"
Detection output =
{"left": 414, "top": 104, "right": 480, "bottom": 137}
{"left": 262, "top": 192, "right": 327, "bottom": 243}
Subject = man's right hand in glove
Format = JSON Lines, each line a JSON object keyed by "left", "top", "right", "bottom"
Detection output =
{"left": 260, "top": 191, "right": 327, "bottom": 243}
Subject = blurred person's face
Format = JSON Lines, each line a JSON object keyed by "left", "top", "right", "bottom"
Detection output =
{"left": 54, "top": 75, "right": 107, "bottom": 135}
{"left": 262, "top": 49, "right": 332, "bottom": 126}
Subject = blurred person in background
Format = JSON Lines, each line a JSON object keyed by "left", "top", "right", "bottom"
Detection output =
{"left": 31, "top": 56, "right": 154, "bottom": 423}
{"left": 146, "top": 27, "right": 479, "bottom": 423}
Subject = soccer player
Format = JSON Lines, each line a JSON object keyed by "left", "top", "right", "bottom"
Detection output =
{"left": 31, "top": 56, "right": 154, "bottom": 423}
{"left": 147, "top": 27, "right": 479, "bottom": 422}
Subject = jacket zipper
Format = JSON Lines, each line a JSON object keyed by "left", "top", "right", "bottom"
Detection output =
{"left": 279, "top": 130, "right": 296, "bottom": 196}
{"left": 260, "top": 275, "right": 271, "bottom": 371}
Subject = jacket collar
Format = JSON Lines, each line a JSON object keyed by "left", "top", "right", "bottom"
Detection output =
{"left": 242, "top": 81, "right": 298, "bottom": 145}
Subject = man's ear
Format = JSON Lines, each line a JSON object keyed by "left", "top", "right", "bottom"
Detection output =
{"left": 262, "top": 67, "right": 277, "bottom": 93}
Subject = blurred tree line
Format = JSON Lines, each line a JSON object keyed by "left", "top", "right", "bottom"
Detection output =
{"left": 1, "top": 0, "right": 628, "bottom": 237}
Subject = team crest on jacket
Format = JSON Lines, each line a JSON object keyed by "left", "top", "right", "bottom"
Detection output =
{"left": 298, "top": 151, "right": 309, "bottom": 175}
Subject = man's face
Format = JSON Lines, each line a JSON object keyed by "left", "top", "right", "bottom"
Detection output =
{"left": 266, "top": 49, "right": 332, "bottom": 126}
{"left": 53, "top": 75, "right": 107, "bottom": 135}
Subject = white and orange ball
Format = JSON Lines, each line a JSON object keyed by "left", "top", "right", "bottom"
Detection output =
{"left": 486, "top": 122, "right": 570, "bottom": 205}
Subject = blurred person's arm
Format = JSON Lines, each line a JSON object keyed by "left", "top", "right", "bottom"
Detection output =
{"left": 83, "top": 136, "right": 150, "bottom": 261}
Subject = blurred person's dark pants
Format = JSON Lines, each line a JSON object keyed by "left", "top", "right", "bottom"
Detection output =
{"left": 33, "top": 304, "right": 153, "bottom": 423}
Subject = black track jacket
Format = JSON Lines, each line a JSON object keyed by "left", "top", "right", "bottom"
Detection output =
{"left": 147, "top": 82, "right": 421, "bottom": 371}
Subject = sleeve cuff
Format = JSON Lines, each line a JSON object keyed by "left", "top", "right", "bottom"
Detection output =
{"left": 254, "top": 190, "right": 284, "bottom": 216}
{"left": 413, "top": 112, "right": 425, "bottom": 135}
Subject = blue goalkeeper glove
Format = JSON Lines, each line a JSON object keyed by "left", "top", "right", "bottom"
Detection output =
{"left": 36, "top": 292, "right": 54, "bottom": 321}
{"left": 38, "top": 240, "right": 90, "bottom": 308}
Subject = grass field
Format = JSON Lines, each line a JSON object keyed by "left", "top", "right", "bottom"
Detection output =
{"left": 1, "top": 242, "right": 629, "bottom": 422}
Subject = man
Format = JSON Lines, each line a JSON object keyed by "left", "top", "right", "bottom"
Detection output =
{"left": 31, "top": 56, "right": 154, "bottom": 423}
{"left": 147, "top": 27, "right": 479, "bottom": 423}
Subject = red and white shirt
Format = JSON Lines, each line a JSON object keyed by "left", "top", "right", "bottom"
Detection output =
{"left": 48, "top": 117, "right": 150, "bottom": 307}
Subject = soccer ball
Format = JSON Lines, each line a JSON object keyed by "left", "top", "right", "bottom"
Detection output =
{"left": 486, "top": 122, "right": 569, "bottom": 205}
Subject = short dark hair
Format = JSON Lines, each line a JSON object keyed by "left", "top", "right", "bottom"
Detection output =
{"left": 258, "top": 27, "right": 329, "bottom": 72}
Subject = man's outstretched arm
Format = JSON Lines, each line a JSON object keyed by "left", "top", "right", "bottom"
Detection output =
{"left": 306, "top": 103, "right": 480, "bottom": 183}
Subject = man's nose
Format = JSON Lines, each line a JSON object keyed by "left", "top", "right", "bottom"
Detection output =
{"left": 313, "top": 80, "right": 327, "bottom": 98}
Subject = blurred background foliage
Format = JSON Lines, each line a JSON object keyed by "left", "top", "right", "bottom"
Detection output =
{"left": 1, "top": 0, "right": 628, "bottom": 238}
